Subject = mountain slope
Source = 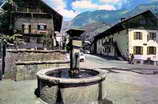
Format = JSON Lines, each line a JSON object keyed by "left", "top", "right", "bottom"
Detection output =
{"left": 71, "top": 2, "right": 158, "bottom": 28}
{"left": 80, "top": 22, "right": 110, "bottom": 42}
{"left": 69, "top": 2, "right": 158, "bottom": 42}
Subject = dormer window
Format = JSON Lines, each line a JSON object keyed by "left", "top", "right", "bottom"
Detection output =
{"left": 140, "top": 19, "right": 146, "bottom": 25}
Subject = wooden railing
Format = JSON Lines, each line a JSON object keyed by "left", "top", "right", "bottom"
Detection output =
{"left": 15, "top": 8, "right": 48, "bottom": 14}
{"left": 23, "top": 29, "right": 52, "bottom": 35}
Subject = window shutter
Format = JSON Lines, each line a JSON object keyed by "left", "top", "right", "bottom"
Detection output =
{"left": 141, "top": 47, "right": 143, "bottom": 55}
{"left": 37, "top": 25, "right": 40, "bottom": 30}
{"left": 44, "top": 25, "right": 47, "bottom": 30}
{"left": 147, "top": 47, "right": 149, "bottom": 55}
{"left": 22, "top": 24, "right": 25, "bottom": 33}
{"left": 29, "top": 25, "right": 31, "bottom": 33}
{"left": 134, "top": 33, "right": 136, "bottom": 40}
{"left": 147, "top": 34, "right": 150, "bottom": 41}
{"left": 154, "top": 47, "right": 156, "bottom": 54}
{"left": 140, "top": 33, "right": 142, "bottom": 40}
{"left": 154, "top": 33, "right": 156, "bottom": 40}
{"left": 133, "top": 47, "right": 136, "bottom": 54}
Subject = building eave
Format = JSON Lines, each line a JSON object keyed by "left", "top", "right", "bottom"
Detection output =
{"left": 94, "top": 10, "right": 158, "bottom": 41}
{"left": 0, "top": 0, "right": 7, "bottom": 9}
{"left": 40, "top": 0, "right": 63, "bottom": 32}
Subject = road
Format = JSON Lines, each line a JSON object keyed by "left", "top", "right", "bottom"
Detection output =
{"left": 81, "top": 54, "right": 158, "bottom": 104}
{"left": 83, "top": 54, "right": 158, "bottom": 70}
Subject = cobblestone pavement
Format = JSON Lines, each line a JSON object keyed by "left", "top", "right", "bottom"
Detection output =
{"left": 0, "top": 54, "right": 158, "bottom": 104}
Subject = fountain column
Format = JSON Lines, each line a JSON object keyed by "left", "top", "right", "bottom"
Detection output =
{"left": 66, "top": 29, "right": 84, "bottom": 77}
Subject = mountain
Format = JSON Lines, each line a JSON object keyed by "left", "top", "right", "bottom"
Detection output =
{"left": 80, "top": 22, "right": 110, "bottom": 42}
{"left": 71, "top": 10, "right": 126, "bottom": 27}
{"left": 71, "top": 2, "right": 158, "bottom": 28}
{"left": 69, "top": 2, "right": 158, "bottom": 42}
{"left": 61, "top": 21, "right": 72, "bottom": 32}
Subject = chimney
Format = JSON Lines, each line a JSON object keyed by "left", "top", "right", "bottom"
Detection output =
{"left": 121, "top": 18, "right": 126, "bottom": 22}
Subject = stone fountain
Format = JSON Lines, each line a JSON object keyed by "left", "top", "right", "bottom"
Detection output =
{"left": 36, "top": 29, "right": 106, "bottom": 104}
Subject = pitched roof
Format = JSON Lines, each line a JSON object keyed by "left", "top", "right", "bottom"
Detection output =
{"left": 0, "top": 0, "right": 63, "bottom": 32}
{"left": 0, "top": 0, "right": 6, "bottom": 8}
{"left": 40, "top": 0, "right": 63, "bottom": 32}
{"left": 66, "top": 29, "right": 85, "bottom": 37}
{"left": 94, "top": 10, "right": 158, "bottom": 41}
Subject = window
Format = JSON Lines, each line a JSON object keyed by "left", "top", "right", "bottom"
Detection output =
{"left": 22, "top": 23, "right": 31, "bottom": 34}
{"left": 147, "top": 47, "right": 156, "bottom": 55}
{"left": 104, "top": 46, "right": 111, "bottom": 53}
{"left": 37, "top": 24, "right": 47, "bottom": 30}
{"left": 24, "top": 36, "right": 30, "bottom": 42}
{"left": 109, "top": 38, "right": 113, "bottom": 43}
{"left": 22, "top": 24, "right": 25, "bottom": 33}
{"left": 37, "top": 37, "right": 42, "bottom": 43}
{"left": 134, "top": 32, "right": 142, "bottom": 40}
{"left": 133, "top": 46, "right": 143, "bottom": 55}
{"left": 148, "top": 32, "right": 156, "bottom": 41}
{"left": 140, "top": 20, "right": 146, "bottom": 25}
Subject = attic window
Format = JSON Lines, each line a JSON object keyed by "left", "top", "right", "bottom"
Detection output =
{"left": 140, "top": 20, "right": 146, "bottom": 25}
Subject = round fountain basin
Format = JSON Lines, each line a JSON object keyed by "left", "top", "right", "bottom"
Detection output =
{"left": 47, "top": 68, "right": 99, "bottom": 78}
{"left": 36, "top": 67, "right": 106, "bottom": 104}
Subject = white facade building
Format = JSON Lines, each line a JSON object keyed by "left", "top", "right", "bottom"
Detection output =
{"left": 91, "top": 10, "right": 158, "bottom": 65}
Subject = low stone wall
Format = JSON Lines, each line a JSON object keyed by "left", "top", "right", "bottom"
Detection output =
{"left": 4, "top": 49, "right": 68, "bottom": 80}
{"left": 15, "top": 61, "right": 69, "bottom": 81}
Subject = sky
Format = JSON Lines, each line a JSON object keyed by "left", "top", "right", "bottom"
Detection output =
{"left": 46, "top": 0, "right": 131, "bottom": 20}
{"left": 44, "top": 0, "right": 158, "bottom": 21}
{"left": 1, "top": 0, "right": 158, "bottom": 21}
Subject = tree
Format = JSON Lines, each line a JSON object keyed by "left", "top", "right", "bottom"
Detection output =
{"left": 0, "top": 0, "right": 13, "bottom": 34}
{"left": 0, "top": 0, "right": 25, "bottom": 48}
{"left": 0, "top": 33, "right": 24, "bottom": 49}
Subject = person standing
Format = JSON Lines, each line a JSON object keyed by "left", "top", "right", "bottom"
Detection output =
{"left": 128, "top": 54, "right": 132, "bottom": 64}
{"left": 131, "top": 54, "right": 134, "bottom": 64}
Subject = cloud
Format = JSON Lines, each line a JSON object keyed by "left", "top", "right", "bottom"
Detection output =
{"left": 98, "top": 5, "right": 116, "bottom": 10}
{"left": 99, "top": 0, "right": 128, "bottom": 9}
{"left": 45, "top": 0, "right": 66, "bottom": 9}
{"left": 72, "top": 0, "right": 98, "bottom": 9}
{"left": 100, "top": 0, "right": 120, "bottom": 3}
{"left": 72, "top": 0, "right": 116, "bottom": 11}
{"left": 44, "top": 0, "right": 128, "bottom": 20}
{"left": 44, "top": 0, "right": 78, "bottom": 20}
{"left": 57, "top": 9, "right": 79, "bottom": 20}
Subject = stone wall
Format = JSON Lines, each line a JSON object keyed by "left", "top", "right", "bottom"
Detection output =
{"left": 4, "top": 49, "right": 69, "bottom": 80}
{"left": 16, "top": 61, "right": 69, "bottom": 81}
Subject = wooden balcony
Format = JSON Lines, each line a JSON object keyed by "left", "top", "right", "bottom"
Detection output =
{"left": 12, "top": 8, "right": 52, "bottom": 18}
{"left": 22, "top": 29, "right": 52, "bottom": 35}
{"left": 15, "top": 8, "right": 47, "bottom": 14}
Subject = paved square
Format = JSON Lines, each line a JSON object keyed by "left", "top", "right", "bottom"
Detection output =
{"left": 0, "top": 54, "right": 158, "bottom": 104}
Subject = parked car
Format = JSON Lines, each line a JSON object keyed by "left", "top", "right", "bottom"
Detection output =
{"left": 66, "top": 52, "right": 85, "bottom": 62}
{"left": 84, "top": 50, "right": 90, "bottom": 54}
{"left": 80, "top": 52, "right": 85, "bottom": 62}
